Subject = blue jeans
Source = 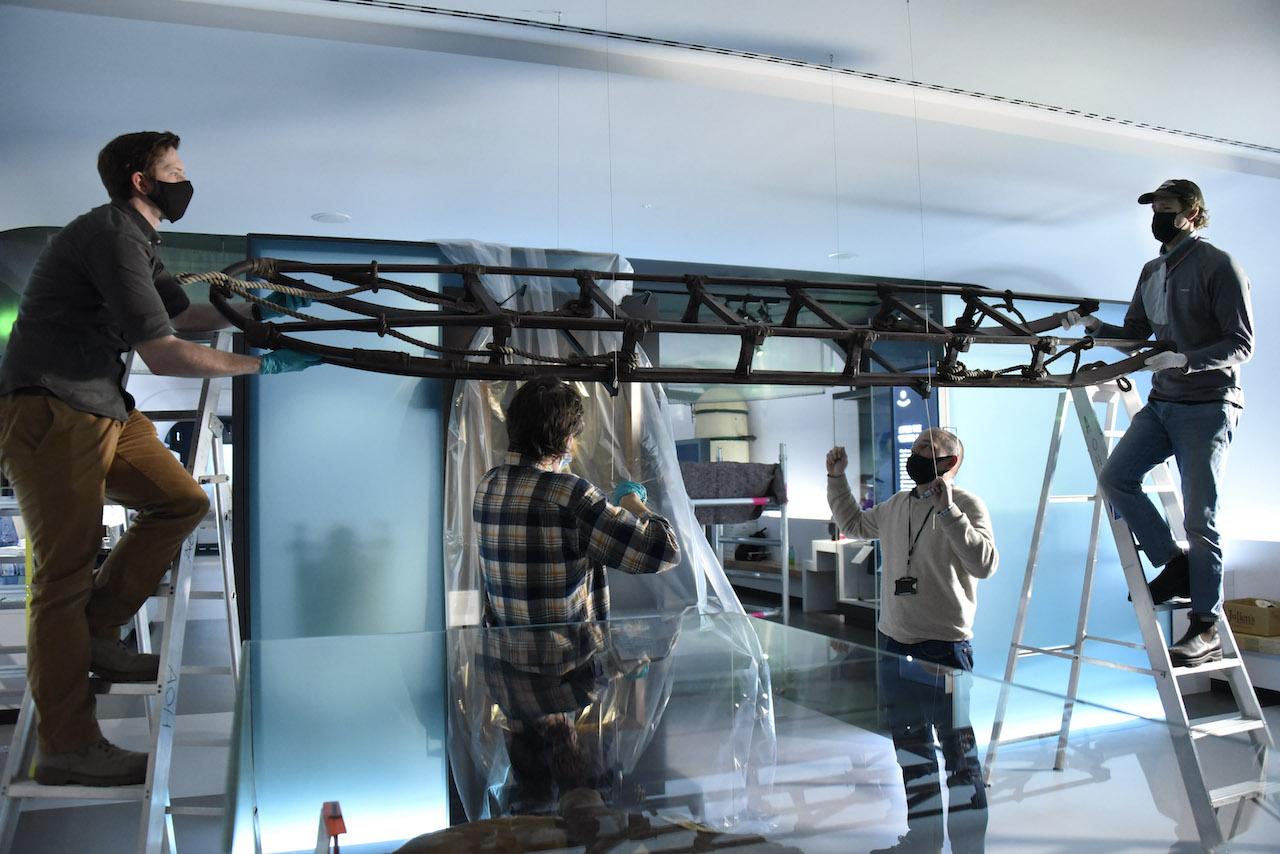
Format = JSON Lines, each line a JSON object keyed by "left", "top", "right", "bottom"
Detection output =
{"left": 1099, "top": 400, "right": 1239, "bottom": 619}
{"left": 879, "top": 635, "right": 987, "bottom": 854}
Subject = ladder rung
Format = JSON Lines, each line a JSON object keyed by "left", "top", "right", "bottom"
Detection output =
{"left": 1209, "top": 780, "right": 1273, "bottom": 808}
{"left": 1015, "top": 643, "right": 1073, "bottom": 658}
{"left": 1174, "top": 657, "right": 1243, "bottom": 677}
{"left": 993, "top": 730, "right": 1064, "bottom": 747}
{"left": 4, "top": 781, "right": 145, "bottom": 801}
{"left": 181, "top": 665, "right": 232, "bottom": 676}
{"left": 167, "top": 805, "right": 224, "bottom": 817}
{"left": 1085, "top": 635, "right": 1146, "bottom": 651}
{"left": 1141, "top": 485, "right": 1178, "bottom": 494}
{"left": 1153, "top": 601, "right": 1192, "bottom": 613}
{"left": 197, "top": 474, "right": 230, "bottom": 485}
{"left": 1101, "top": 429, "right": 1127, "bottom": 438}
{"left": 0, "top": 645, "right": 26, "bottom": 655}
{"left": 1190, "top": 716, "right": 1266, "bottom": 741}
{"left": 1047, "top": 494, "right": 1096, "bottom": 503}
{"left": 190, "top": 590, "right": 226, "bottom": 600}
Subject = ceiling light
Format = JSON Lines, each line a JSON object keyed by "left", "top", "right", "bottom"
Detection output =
{"left": 311, "top": 212, "right": 352, "bottom": 223}
{"left": 827, "top": 251, "right": 858, "bottom": 259}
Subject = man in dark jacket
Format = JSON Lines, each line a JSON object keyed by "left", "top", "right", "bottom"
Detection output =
{"left": 1068, "top": 179, "right": 1253, "bottom": 666}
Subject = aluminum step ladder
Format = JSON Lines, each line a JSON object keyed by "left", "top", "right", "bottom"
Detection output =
{"left": 984, "top": 382, "right": 1273, "bottom": 851}
{"left": 0, "top": 331, "right": 242, "bottom": 853}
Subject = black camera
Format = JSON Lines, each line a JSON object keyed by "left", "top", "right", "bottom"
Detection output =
{"left": 894, "top": 576, "right": 919, "bottom": 596}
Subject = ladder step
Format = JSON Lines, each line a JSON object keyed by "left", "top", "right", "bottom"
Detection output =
{"left": 1173, "top": 657, "right": 1243, "bottom": 677}
{"left": 1189, "top": 715, "right": 1266, "bottom": 741}
{"left": 1153, "top": 601, "right": 1192, "bottom": 613}
{"left": 175, "top": 734, "right": 232, "bottom": 748}
{"left": 98, "top": 681, "right": 161, "bottom": 696}
{"left": 181, "top": 665, "right": 232, "bottom": 676}
{"left": 167, "top": 805, "right": 224, "bottom": 817}
{"left": 1209, "top": 780, "right": 1274, "bottom": 808}
{"left": 1047, "top": 494, "right": 1096, "bottom": 503}
{"left": 197, "top": 474, "right": 230, "bottom": 485}
{"left": 4, "top": 781, "right": 145, "bottom": 801}
{"left": 139, "top": 409, "right": 199, "bottom": 422}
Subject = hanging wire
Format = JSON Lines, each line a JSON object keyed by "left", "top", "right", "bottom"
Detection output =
{"left": 603, "top": 0, "right": 619, "bottom": 488}
{"left": 828, "top": 52, "right": 843, "bottom": 275}
{"left": 904, "top": 0, "right": 942, "bottom": 525}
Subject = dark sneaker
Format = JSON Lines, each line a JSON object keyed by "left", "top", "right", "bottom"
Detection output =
{"left": 33, "top": 737, "right": 148, "bottom": 786}
{"left": 1144, "top": 552, "right": 1191, "bottom": 605}
{"left": 1169, "top": 617, "right": 1221, "bottom": 667}
{"left": 89, "top": 637, "right": 158, "bottom": 682}
{"left": 870, "top": 830, "right": 943, "bottom": 853}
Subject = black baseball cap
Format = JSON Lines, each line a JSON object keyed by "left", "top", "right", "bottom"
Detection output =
{"left": 1137, "top": 178, "right": 1205, "bottom": 208}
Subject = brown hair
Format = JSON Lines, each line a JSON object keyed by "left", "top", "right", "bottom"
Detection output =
{"left": 506, "top": 379, "right": 585, "bottom": 460}
{"left": 97, "top": 131, "right": 181, "bottom": 201}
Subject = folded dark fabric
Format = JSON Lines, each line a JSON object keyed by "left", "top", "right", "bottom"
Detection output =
{"left": 680, "top": 461, "right": 787, "bottom": 525}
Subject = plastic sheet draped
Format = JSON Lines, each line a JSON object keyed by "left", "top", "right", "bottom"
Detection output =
{"left": 439, "top": 241, "right": 776, "bottom": 827}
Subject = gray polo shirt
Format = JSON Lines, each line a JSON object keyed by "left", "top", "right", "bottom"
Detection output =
{"left": 1095, "top": 235, "right": 1253, "bottom": 407}
{"left": 0, "top": 201, "right": 191, "bottom": 421}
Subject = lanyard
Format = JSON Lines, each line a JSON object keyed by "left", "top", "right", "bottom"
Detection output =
{"left": 905, "top": 499, "right": 932, "bottom": 569}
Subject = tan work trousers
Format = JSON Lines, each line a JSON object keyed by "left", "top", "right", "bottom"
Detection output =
{"left": 0, "top": 393, "right": 208, "bottom": 752}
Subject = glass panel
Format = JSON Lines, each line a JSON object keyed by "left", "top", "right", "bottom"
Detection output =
{"left": 227, "top": 615, "right": 1279, "bottom": 853}
{"left": 244, "top": 236, "right": 447, "bottom": 641}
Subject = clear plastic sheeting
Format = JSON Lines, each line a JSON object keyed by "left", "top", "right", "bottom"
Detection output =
{"left": 448, "top": 613, "right": 777, "bottom": 831}
{"left": 439, "top": 241, "right": 776, "bottom": 828}
{"left": 440, "top": 239, "right": 747, "bottom": 624}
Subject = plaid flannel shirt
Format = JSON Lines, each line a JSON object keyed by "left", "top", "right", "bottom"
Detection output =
{"left": 474, "top": 453, "right": 681, "bottom": 646}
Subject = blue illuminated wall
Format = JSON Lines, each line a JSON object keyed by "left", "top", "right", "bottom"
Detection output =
{"left": 943, "top": 296, "right": 1166, "bottom": 719}
{"left": 244, "top": 236, "right": 446, "bottom": 640}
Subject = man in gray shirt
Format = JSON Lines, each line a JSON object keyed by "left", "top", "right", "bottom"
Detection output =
{"left": 828, "top": 428, "right": 997, "bottom": 854}
{"left": 0, "top": 131, "right": 318, "bottom": 787}
{"left": 1068, "top": 179, "right": 1253, "bottom": 667}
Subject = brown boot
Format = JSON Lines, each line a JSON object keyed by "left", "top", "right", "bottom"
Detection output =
{"left": 33, "top": 737, "right": 148, "bottom": 786}
{"left": 89, "top": 637, "right": 158, "bottom": 682}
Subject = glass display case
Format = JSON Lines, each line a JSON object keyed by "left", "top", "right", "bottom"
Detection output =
{"left": 226, "top": 613, "right": 1278, "bottom": 853}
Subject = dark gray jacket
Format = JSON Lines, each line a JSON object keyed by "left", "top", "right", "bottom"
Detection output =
{"left": 1096, "top": 235, "right": 1253, "bottom": 407}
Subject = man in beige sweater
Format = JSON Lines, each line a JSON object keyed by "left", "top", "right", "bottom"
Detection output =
{"left": 827, "top": 427, "right": 997, "bottom": 854}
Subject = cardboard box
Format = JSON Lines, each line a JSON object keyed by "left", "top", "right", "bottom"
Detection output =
{"left": 1225, "top": 598, "right": 1280, "bottom": 637}
{"left": 1234, "top": 632, "right": 1280, "bottom": 656}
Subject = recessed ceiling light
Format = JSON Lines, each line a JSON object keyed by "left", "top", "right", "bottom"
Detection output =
{"left": 641, "top": 203, "right": 655, "bottom": 209}
{"left": 311, "top": 212, "right": 351, "bottom": 223}
{"left": 828, "top": 251, "right": 858, "bottom": 259}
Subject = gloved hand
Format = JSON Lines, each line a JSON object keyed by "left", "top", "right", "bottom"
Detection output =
{"left": 259, "top": 349, "right": 323, "bottom": 375}
{"left": 1144, "top": 351, "right": 1188, "bottom": 373}
{"left": 256, "top": 291, "right": 313, "bottom": 319}
{"left": 612, "top": 480, "right": 647, "bottom": 505}
{"left": 1061, "top": 310, "right": 1102, "bottom": 333}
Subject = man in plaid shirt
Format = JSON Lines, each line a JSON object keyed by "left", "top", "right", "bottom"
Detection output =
{"left": 474, "top": 379, "right": 681, "bottom": 636}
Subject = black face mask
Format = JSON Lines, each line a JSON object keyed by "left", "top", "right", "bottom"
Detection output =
{"left": 1150, "top": 210, "right": 1183, "bottom": 244}
{"left": 146, "top": 179, "right": 194, "bottom": 223}
{"left": 906, "top": 453, "right": 956, "bottom": 486}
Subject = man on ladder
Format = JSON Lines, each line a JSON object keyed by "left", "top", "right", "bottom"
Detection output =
{"left": 0, "top": 130, "right": 319, "bottom": 787}
{"left": 1065, "top": 178, "right": 1254, "bottom": 666}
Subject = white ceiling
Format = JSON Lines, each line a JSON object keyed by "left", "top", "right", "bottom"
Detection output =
{"left": 1, "top": 0, "right": 1277, "bottom": 301}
